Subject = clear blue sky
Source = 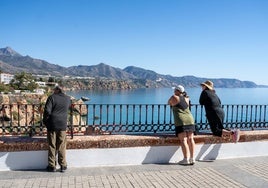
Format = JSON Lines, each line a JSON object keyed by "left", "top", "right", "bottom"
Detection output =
{"left": 1, "top": 0, "right": 268, "bottom": 85}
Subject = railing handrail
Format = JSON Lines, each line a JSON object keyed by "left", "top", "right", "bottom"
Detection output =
{"left": 0, "top": 103, "right": 267, "bottom": 137}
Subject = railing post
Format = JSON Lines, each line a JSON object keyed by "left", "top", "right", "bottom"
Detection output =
{"left": 70, "top": 104, "right": 74, "bottom": 139}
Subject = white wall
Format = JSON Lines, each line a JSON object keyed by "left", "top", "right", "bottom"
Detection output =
{"left": 0, "top": 141, "right": 268, "bottom": 171}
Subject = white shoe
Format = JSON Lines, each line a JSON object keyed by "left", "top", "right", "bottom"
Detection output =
{"left": 189, "top": 158, "right": 195, "bottom": 165}
{"left": 178, "top": 158, "right": 190, "bottom": 165}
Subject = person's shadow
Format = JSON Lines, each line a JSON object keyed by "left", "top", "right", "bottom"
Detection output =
{"left": 195, "top": 144, "right": 221, "bottom": 161}
{"left": 142, "top": 146, "right": 179, "bottom": 164}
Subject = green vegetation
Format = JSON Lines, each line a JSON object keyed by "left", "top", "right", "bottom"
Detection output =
{"left": 9, "top": 72, "right": 38, "bottom": 91}
{"left": 0, "top": 83, "right": 13, "bottom": 93}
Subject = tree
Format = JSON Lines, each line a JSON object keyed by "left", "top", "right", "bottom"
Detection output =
{"left": 0, "top": 82, "right": 12, "bottom": 93}
{"left": 10, "top": 72, "right": 38, "bottom": 91}
{"left": 48, "top": 77, "right": 55, "bottom": 83}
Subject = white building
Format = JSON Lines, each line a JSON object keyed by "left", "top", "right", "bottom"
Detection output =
{"left": 0, "top": 73, "right": 14, "bottom": 84}
{"left": 33, "top": 88, "right": 45, "bottom": 94}
{"left": 35, "top": 81, "right": 46, "bottom": 87}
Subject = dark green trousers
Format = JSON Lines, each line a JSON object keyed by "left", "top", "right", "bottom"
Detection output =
{"left": 47, "top": 131, "right": 67, "bottom": 168}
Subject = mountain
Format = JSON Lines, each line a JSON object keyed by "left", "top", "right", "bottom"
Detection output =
{"left": 123, "top": 66, "right": 161, "bottom": 80}
{"left": 0, "top": 47, "right": 22, "bottom": 56}
{"left": 0, "top": 47, "right": 68, "bottom": 76}
{"left": 0, "top": 47, "right": 262, "bottom": 88}
{"left": 67, "top": 63, "right": 137, "bottom": 79}
{"left": 123, "top": 66, "right": 258, "bottom": 88}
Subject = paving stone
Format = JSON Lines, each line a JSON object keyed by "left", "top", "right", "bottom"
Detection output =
{"left": 0, "top": 156, "right": 268, "bottom": 188}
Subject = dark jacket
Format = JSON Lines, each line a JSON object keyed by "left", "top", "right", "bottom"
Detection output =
{"left": 43, "top": 93, "right": 71, "bottom": 131}
{"left": 199, "top": 89, "right": 224, "bottom": 122}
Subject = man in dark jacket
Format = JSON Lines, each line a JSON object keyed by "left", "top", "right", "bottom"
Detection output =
{"left": 43, "top": 85, "right": 71, "bottom": 172}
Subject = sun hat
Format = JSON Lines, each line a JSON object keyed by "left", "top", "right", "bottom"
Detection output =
{"left": 200, "top": 80, "right": 214, "bottom": 90}
{"left": 174, "top": 85, "right": 185, "bottom": 93}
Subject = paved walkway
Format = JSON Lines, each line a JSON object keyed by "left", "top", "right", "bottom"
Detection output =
{"left": 0, "top": 156, "right": 267, "bottom": 188}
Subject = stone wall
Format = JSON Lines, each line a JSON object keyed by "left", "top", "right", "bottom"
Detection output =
{"left": 1, "top": 130, "right": 268, "bottom": 171}
{"left": 1, "top": 130, "right": 268, "bottom": 152}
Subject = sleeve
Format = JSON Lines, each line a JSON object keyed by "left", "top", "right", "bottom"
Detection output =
{"left": 42, "top": 96, "right": 53, "bottom": 126}
{"left": 199, "top": 90, "right": 208, "bottom": 105}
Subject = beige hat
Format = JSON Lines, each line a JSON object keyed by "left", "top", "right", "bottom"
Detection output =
{"left": 200, "top": 80, "right": 214, "bottom": 90}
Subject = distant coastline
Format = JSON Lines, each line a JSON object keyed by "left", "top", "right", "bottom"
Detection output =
{"left": 61, "top": 77, "right": 267, "bottom": 91}
{"left": 1, "top": 47, "right": 266, "bottom": 89}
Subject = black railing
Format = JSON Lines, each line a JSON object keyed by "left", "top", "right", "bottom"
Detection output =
{"left": 0, "top": 104, "right": 267, "bottom": 136}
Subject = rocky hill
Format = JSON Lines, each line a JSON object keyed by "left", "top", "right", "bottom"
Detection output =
{"left": 0, "top": 47, "right": 262, "bottom": 88}
{"left": 67, "top": 63, "right": 136, "bottom": 79}
{"left": 0, "top": 47, "right": 67, "bottom": 76}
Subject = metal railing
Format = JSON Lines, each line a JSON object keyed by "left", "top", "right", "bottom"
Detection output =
{"left": 0, "top": 104, "right": 267, "bottom": 136}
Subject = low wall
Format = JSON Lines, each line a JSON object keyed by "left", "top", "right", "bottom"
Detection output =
{"left": 1, "top": 130, "right": 268, "bottom": 171}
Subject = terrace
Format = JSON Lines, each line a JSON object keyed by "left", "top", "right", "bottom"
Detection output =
{"left": 0, "top": 103, "right": 268, "bottom": 171}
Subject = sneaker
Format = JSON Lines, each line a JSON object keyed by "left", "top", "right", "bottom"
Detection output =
{"left": 60, "top": 166, "right": 67, "bottom": 173}
{"left": 232, "top": 129, "right": 240, "bottom": 143}
{"left": 178, "top": 158, "right": 190, "bottom": 165}
{"left": 189, "top": 158, "right": 195, "bottom": 165}
{"left": 46, "top": 166, "right": 56, "bottom": 172}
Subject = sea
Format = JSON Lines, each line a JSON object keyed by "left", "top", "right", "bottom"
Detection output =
{"left": 66, "top": 87, "right": 268, "bottom": 105}
{"left": 66, "top": 88, "right": 268, "bottom": 132}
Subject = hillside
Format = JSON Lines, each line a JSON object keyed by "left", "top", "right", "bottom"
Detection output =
{"left": 0, "top": 47, "right": 261, "bottom": 88}
{"left": 67, "top": 63, "right": 136, "bottom": 79}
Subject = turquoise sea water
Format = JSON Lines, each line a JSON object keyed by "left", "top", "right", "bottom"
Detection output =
{"left": 67, "top": 88, "right": 268, "bottom": 105}
{"left": 66, "top": 88, "right": 268, "bottom": 132}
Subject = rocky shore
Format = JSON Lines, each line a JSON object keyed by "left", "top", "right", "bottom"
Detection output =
{"left": 61, "top": 78, "right": 169, "bottom": 91}
{"left": 0, "top": 93, "right": 87, "bottom": 135}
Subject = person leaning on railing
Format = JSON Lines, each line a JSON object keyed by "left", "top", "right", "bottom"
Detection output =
{"left": 168, "top": 85, "right": 196, "bottom": 165}
{"left": 199, "top": 80, "right": 240, "bottom": 143}
{"left": 43, "top": 85, "right": 72, "bottom": 173}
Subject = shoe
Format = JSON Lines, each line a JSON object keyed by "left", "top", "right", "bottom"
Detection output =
{"left": 60, "top": 166, "right": 67, "bottom": 173}
{"left": 232, "top": 129, "right": 240, "bottom": 143}
{"left": 189, "top": 158, "right": 195, "bottom": 165}
{"left": 178, "top": 158, "right": 190, "bottom": 165}
{"left": 46, "top": 166, "right": 56, "bottom": 172}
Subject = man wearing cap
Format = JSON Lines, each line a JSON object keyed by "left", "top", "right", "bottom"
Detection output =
{"left": 43, "top": 85, "right": 71, "bottom": 172}
{"left": 199, "top": 80, "right": 240, "bottom": 143}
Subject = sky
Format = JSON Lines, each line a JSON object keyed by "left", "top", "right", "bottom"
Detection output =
{"left": 1, "top": 0, "right": 268, "bottom": 85}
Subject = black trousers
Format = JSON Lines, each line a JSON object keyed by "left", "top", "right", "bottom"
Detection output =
{"left": 208, "top": 118, "right": 224, "bottom": 137}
